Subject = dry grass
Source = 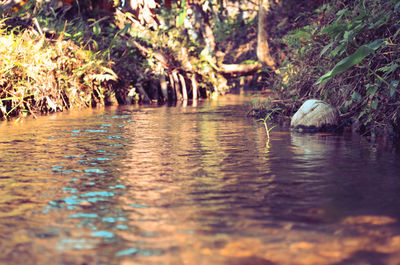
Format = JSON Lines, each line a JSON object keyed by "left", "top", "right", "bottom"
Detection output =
{"left": 0, "top": 20, "right": 117, "bottom": 120}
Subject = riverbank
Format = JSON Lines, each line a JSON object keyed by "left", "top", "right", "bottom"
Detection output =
{"left": 1, "top": 0, "right": 399, "bottom": 138}
{"left": 0, "top": 18, "right": 117, "bottom": 120}
{"left": 0, "top": 1, "right": 230, "bottom": 121}
{"left": 247, "top": 0, "right": 400, "bottom": 138}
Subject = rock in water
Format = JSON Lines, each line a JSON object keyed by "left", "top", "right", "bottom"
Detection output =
{"left": 290, "top": 99, "right": 339, "bottom": 132}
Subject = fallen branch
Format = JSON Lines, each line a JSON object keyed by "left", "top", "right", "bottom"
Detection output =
{"left": 219, "top": 63, "right": 263, "bottom": 77}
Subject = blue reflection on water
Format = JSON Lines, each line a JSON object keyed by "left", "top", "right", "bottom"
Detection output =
{"left": 65, "top": 155, "right": 84, "bottom": 158}
{"left": 80, "top": 191, "right": 114, "bottom": 197}
{"left": 85, "top": 129, "right": 108, "bottom": 133}
{"left": 107, "top": 135, "right": 121, "bottom": 139}
{"left": 84, "top": 168, "right": 106, "bottom": 173}
{"left": 63, "top": 187, "right": 77, "bottom": 193}
{"left": 41, "top": 111, "right": 136, "bottom": 258}
{"left": 115, "top": 247, "right": 163, "bottom": 257}
{"left": 109, "top": 185, "right": 125, "bottom": 189}
{"left": 116, "top": 248, "right": 138, "bottom": 256}
{"left": 94, "top": 157, "right": 113, "bottom": 161}
{"left": 128, "top": 203, "right": 148, "bottom": 209}
{"left": 69, "top": 213, "right": 99, "bottom": 218}
{"left": 91, "top": 231, "right": 114, "bottom": 238}
{"left": 115, "top": 224, "right": 128, "bottom": 230}
{"left": 57, "top": 238, "right": 97, "bottom": 250}
{"left": 112, "top": 115, "right": 131, "bottom": 119}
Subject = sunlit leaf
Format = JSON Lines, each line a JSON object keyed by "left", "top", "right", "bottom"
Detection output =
{"left": 176, "top": 9, "right": 187, "bottom": 27}
{"left": 316, "top": 39, "right": 386, "bottom": 84}
{"left": 377, "top": 63, "right": 398, "bottom": 75}
{"left": 93, "top": 23, "right": 101, "bottom": 36}
{"left": 73, "top": 31, "right": 83, "bottom": 39}
{"left": 343, "top": 30, "right": 354, "bottom": 42}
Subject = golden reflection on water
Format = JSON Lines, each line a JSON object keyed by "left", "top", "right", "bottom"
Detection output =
{"left": 114, "top": 96, "right": 400, "bottom": 265}
{"left": 1, "top": 95, "right": 400, "bottom": 264}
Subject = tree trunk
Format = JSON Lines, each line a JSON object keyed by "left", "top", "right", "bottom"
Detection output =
{"left": 257, "top": 0, "right": 275, "bottom": 69}
{"left": 191, "top": 74, "right": 198, "bottom": 101}
{"left": 160, "top": 74, "right": 168, "bottom": 101}
{"left": 179, "top": 73, "right": 188, "bottom": 100}
{"left": 172, "top": 70, "right": 183, "bottom": 100}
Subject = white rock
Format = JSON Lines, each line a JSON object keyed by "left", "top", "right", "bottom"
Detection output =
{"left": 290, "top": 99, "right": 339, "bottom": 132}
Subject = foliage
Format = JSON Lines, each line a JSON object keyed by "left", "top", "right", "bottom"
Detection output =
{"left": 272, "top": 0, "right": 400, "bottom": 136}
{"left": 125, "top": 1, "right": 229, "bottom": 97}
{"left": 0, "top": 18, "right": 116, "bottom": 120}
{"left": 316, "top": 39, "right": 386, "bottom": 84}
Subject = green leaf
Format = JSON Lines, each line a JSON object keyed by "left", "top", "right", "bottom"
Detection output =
{"left": 390, "top": 87, "right": 396, "bottom": 97}
{"left": 320, "top": 42, "right": 334, "bottom": 57}
{"left": 336, "top": 8, "right": 349, "bottom": 21}
{"left": 316, "top": 39, "right": 386, "bottom": 84}
{"left": 73, "top": 31, "right": 83, "bottom": 39}
{"left": 366, "top": 39, "right": 386, "bottom": 50}
{"left": 390, "top": 80, "right": 399, "bottom": 97}
{"left": 176, "top": 9, "right": 187, "bottom": 27}
{"left": 91, "top": 39, "right": 99, "bottom": 50}
{"left": 330, "top": 43, "right": 346, "bottom": 57}
{"left": 343, "top": 30, "right": 354, "bottom": 42}
{"left": 358, "top": 110, "right": 366, "bottom": 120}
{"left": 366, "top": 84, "right": 378, "bottom": 97}
{"left": 371, "top": 98, "right": 379, "bottom": 110}
{"left": 351, "top": 92, "right": 361, "bottom": 102}
{"left": 267, "top": 125, "right": 277, "bottom": 133}
{"left": 93, "top": 23, "right": 101, "bottom": 36}
{"left": 377, "top": 63, "right": 399, "bottom": 75}
{"left": 320, "top": 23, "right": 347, "bottom": 38}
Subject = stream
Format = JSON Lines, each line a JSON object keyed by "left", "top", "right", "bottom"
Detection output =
{"left": 1, "top": 95, "right": 400, "bottom": 265}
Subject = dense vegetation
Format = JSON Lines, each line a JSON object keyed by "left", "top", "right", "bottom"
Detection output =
{"left": 259, "top": 0, "right": 400, "bottom": 137}
{"left": 0, "top": 0, "right": 236, "bottom": 121}
{"left": 0, "top": 0, "right": 399, "bottom": 137}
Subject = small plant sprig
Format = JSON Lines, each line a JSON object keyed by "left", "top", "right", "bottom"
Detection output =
{"left": 258, "top": 112, "right": 276, "bottom": 140}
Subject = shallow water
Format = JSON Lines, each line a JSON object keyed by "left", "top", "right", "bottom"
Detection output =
{"left": 1, "top": 95, "right": 400, "bottom": 265}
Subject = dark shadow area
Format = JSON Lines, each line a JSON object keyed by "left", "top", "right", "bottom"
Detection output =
{"left": 332, "top": 250, "right": 390, "bottom": 265}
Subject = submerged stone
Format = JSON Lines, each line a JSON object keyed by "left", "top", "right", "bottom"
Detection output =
{"left": 290, "top": 99, "right": 339, "bottom": 132}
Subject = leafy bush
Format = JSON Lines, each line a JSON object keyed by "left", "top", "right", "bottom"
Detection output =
{"left": 274, "top": 0, "right": 400, "bottom": 136}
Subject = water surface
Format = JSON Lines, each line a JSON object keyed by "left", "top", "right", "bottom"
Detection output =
{"left": 1, "top": 95, "right": 400, "bottom": 265}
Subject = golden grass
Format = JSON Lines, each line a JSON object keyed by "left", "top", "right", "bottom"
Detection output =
{"left": 0, "top": 21, "right": 117, "bottom": 120}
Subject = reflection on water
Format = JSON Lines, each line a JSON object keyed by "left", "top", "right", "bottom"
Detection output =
{"left": 1, "top": 95, "right": 400, "bottom": 264}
